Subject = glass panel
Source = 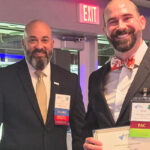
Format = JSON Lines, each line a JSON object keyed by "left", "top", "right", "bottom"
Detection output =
{"left": 97, "top": 34, "right": 113, "bottom": 68}
{"left": 51, "top": 48, "right": 79, "bottom": 75}
{"left": 0, "top": 22, "right": 25, "bottom": 67}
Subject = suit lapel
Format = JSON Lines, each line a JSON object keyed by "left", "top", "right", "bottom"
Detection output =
{"left": 119, "top": 47, "right": 150, "bottom": 120}
{"left": 99, "top": 62, "right": 111, "bottom": 90}
{"left": 46, "top": 63, "right": 61, "bottom": 126}
{"left": 96, "top": 63, "right": 115, "bottom": 125}
{"left": 16, "top": 59, "right": 43, "bottom": 124}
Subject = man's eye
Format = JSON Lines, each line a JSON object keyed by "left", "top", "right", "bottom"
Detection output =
{"left": 108, "top": 20, "right": 118, "bottom": 25}
{"left": 124, "top": 17, "right": 131, "bottom": 21}
{"left": 29, "top": 39, "right": 37, "bottom": 42}
{"left": 42, "top": 39, "right": 49, "bottom": 43}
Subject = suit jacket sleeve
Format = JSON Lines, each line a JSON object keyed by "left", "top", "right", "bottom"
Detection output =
{"left": 82, "top": 72, "right": 100, "bottom": 138}
{"left": 69, "top": 75, "right": 85, "bottom": 150}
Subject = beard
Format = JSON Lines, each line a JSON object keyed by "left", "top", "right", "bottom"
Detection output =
{"left": 107, "top": 28, "right": 137, "bottom": 53}
{"left": 25, "top": 48, "right": 52, "bottom": 70}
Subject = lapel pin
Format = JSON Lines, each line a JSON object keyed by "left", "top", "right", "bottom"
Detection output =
{"left": 54, "top": 82, "right": 59, "bottom": 86}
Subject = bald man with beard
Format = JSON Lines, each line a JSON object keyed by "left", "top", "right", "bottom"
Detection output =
{"left": 83, "top": 0, "right": 149, "bottom": 150}
{"left": 0, "top": 20, "right": 85, "bottom": 150}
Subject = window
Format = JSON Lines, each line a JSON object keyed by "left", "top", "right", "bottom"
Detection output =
{"left": 97, "top": 34, "right": 113, "bottom": 68}
{"left": 0, "top": 22, "right": 25, "bottom": 67}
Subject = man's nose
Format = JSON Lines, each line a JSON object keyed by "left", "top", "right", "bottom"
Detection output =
{"left": 118, "top": 20, "right": 126, "bottom": 30}
{"left": 36, "top": 41, "right": 43, "bottom": 49}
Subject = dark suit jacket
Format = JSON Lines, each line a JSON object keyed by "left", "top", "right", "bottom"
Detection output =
{"left": 83, "top": 46, "right": 150, "bottom": 137}
{"left": 0, "top": 59, "right": 85, "bottom": 150}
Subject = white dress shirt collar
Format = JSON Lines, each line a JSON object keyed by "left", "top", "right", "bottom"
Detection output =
{"left": 134, "top": 41, "right": 148, "bottom": 66}
{"left": 26, "top": 60, "right": 50, "bottom": 78}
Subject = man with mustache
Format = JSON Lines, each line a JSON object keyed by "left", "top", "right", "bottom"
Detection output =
{"left": 0, "top": 20, "right": 85, "bottom": 150}
{"left": 83, "top": 0, "right": 149, "bottom": 149}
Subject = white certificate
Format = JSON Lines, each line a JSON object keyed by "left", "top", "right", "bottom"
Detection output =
{"left": 93, "top": 126, "right": 150, "bottom": 150}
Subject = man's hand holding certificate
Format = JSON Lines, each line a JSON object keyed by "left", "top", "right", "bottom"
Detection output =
{"left": 94, "top": 126, "right": 130, "bottom": 150}
{"left": 83, "top": 137, "right": 102, "bottom": 150}
{"left": 93, "top": 126, "right": 150, "bottom": 150}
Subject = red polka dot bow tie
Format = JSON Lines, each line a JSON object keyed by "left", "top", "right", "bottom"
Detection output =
{"left": 111, "top": 56, "right": 135, "bottom": 71}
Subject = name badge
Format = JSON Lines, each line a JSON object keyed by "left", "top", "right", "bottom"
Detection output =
{"left": 54, "top": 94, "right": 71, "bottom": 125}
{"left": 130, "top": 95, "right": 150, "bottom": 138}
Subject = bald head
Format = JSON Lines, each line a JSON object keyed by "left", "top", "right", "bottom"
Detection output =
{"left": 104, "top": 0, "right": 140, "bottom": 26}
{"left": 22, "top": 20, "right": 54, "bottom": 70}
{"left": 24, "top": 20, "right": 52, "bottom": 39}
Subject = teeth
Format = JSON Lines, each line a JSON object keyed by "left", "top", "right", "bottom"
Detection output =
{"left": 117, "top": 34, "right": 129, "bottom": 39}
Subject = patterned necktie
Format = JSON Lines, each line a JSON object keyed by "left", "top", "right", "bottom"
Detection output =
{"left": 35, "top": 71, "right": 47, "bottom": 124}
{"left": 111, "top": 56, "right": 135, "bottom": 71}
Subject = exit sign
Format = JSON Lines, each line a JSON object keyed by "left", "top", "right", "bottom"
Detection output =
{"left": 79, "top": 3, "right": 99, "bottom": 25}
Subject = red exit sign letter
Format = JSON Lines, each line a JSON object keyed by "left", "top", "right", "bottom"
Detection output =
{"left": 79, "top": 3, "right": 99, "bottom": 24}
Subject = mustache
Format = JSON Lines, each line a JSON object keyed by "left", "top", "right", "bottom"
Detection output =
{"left": 111, "top": 28, "right": 135, "bottom": 38}
{"left": 32, "top": 48, "right": 47, "bottom": 55}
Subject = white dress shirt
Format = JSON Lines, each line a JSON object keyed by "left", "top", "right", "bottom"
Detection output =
{"left": 104, "top": 41, "right": 148, "bottom": 122}
{"left": 26, "top": 60, "right": 51, "bottom": 109}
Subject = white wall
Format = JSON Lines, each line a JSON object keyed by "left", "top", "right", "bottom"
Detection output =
{"left": 80, "top": 38, "right": 98, "bottom": 109}
{"left": 0, "top": 0, "right": 107, "bottom": 35}
{"left": 0, "top": 0, "right": 149, "bottom": 39}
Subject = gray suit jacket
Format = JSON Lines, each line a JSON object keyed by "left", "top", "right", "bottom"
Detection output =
{"left": 83, "top": 46, "right": 150, "bottom": 137}
{"left": 0, "top": 59, "right": 85, "bottom": 150}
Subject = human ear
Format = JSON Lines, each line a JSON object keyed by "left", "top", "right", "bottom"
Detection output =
{"left": 139, "top": 15, "right": 146, "bottom": 30}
